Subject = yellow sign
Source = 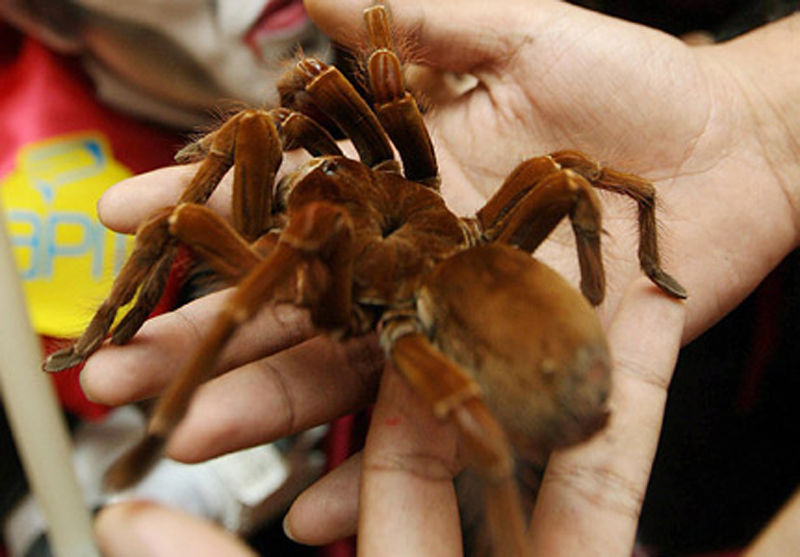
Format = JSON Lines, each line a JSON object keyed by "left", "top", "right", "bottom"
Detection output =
{"left": 1, "top": 132, "right": 134, "bottom": 337}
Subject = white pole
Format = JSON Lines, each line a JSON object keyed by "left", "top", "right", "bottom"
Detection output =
{"left": 0, "top": 203, "right": 100, "bottom": 557}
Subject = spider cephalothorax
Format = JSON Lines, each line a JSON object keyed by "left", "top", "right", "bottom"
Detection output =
{"left": 44, "top": 5, "right": 685, "bottom": 555}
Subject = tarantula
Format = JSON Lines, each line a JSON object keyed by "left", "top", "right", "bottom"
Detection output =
{"left": 44, "top": 4, "right": 685, "bottom": 554}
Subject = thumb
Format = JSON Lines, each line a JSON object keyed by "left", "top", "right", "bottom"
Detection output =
{"left": 304, "top": 0, "right": 565, "bottom": 73}
{"left": 95, "top": 501, "right": 257, "bottom": 557}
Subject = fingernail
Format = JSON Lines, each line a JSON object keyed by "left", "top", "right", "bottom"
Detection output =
{"left": 282, "top": 513, "right": 297, "bottom": 542}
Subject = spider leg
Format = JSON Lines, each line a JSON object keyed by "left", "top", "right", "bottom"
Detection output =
{"left": 278, "top": 58, "right": 399, "bottom": 173}
{"left": 103, "top": 201, "right": 355, "bottom": 490}
{"left": 175, "top": 107, "right": 343, "bottom": 165}
{"left": 43, "top": 208, "right": 175, "bottom": 371}
{"left": 270, "top": 107, "right": 343, "bottom": 158}
{"left": 364, "top": 5, "right": 439, "bottom": 188}
{"left": 120, "top": 110, "right": 285, "bottom": 341}
{"left": 228, "top": 111, "right": 283, "bottom": 241}
{"left": 44, "top": 109, "right": 287, "bottom": 371}
{"left": 110, "top": 248, "right": 176, "bottom": 345}
{"left": 551, "top": 150, "right": 687, "bottom": 298}
{"left": 387, "top": 330, "right": 527, "bottom": 557}
{"left": 168, "top": 203, "right": 265, "bottom": 282}
{"left": 477, "top": 157, "right": 606, "bottom": 305}
{"left": 119, "top": 109, "right": 308, "bottom": 341}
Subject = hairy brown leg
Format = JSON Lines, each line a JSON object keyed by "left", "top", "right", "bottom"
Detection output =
{"left": 230, "top": 111, "right": 283, "bottom": 241}
{"left": 168, "top": 203, "right": 264, "bottom": 281}
{"left": 44, "top": 106, "right": 331, "bottom": 371}
{"left": 388, "top": 331, "right": 528, "bottom": 557}
{"left": 476, "top": 157, "right": 606, "bottom": 305}
{"left": 110, "top": 249, "right": 176, "bottom": 345}
{"left": 45, "top": 121, "right": 244, "bottom": 371}
{"left": 551, "top": 149, "right": 687, "bottom": 298}
{"left": 115, "top": 108, "right": 336, "bottom": 343}
{"left": 175, "top": 107, "right": 343, "bottom": 164}
{"left": 278, "top": 58, "right": 399, "bottom": 172}
{"left": 43, "top": 208, "right": 174, "bottom": 371}
{"left": 43, "top": 111, "right": 273, "bottom": 371}
{"left": 364, "top": 5, "right": 439, "bottom": 188}
{"left": 103, "top": 201, "right": 356, "bottom": 490}
{"left": 270, "top": 107, "right": 343, "bottom": 157}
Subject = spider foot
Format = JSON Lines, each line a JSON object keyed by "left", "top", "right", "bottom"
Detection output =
{"left": 647, "top": 266, "right": 688, "bottom": 299}
{"left": 42, "top": 346, "right": 86, "bottom": 372}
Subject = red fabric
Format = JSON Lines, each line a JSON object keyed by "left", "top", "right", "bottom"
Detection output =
{"left": 321, "top": 411, "right": 370, "bottom": 557}
{"left": 0, "top": 35, "right": 185, "bottom": 419}
{"left": 0, "top": 38, "right": 181, "bottom": 177}
{"left": 322, "top": 415, "right": 357, "bottom": 557}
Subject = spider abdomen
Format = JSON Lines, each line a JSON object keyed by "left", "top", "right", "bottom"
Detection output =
{"left": 417, "top": 244, "right": 611, "bottom": 454}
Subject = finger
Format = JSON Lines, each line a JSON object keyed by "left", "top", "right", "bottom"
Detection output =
{"left": 745, "top": 489, "right": 800, "bottom": 556}
{"left": 95, "top": 500, "right": 257, "bottom": 557}
{"left": 528, "top": 279, "right": 686, "bottom": 555}
{"left": 284, "top": 452, "right": 362, "bottom": 545}
{"left": 305, "top": 0, "right": 565, "bottom": 73}
{"left": 165, "top": 334, "right": 382, "bottom": 462}
{"left": 81, "top": 289, "right": 315, "bottom": 405}
{"left": 98, "top": 164, "right": 234, "bottom": 234}
{"left": 98, "top": 149, "right": 313, "bottom": 233}
{"left": 359, "top": 368, "right": 462, "bottom": 556}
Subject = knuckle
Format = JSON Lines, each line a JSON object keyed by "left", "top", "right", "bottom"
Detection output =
{"left": 544, "top": 461, "right": 645, "bottom": 520}
{"left": 362, "top": 450, "right": 460, "bottom": 483}
{"left": 614, "top": 352, "right": 672, "bottom": 393}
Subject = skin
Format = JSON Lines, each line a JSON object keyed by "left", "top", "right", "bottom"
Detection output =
{"left": 88, "top": 0, "right": 800, "bottom": 555}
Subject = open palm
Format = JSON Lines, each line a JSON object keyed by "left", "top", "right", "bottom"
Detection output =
{"left": 343, "top": 0, "right": 794, "bottom": 339}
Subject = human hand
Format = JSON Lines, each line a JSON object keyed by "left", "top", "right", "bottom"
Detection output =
{"left": 92, "top": 280, "right": 683, "bottom": 556}
{"left": 86, "top": 0, "right": 800, "bottom": 554}
{"left": 299, "top": 0, "right": 797, "bottom": 342}
{"left": 94, "top": 500, "right": 258, "bottom": 557}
